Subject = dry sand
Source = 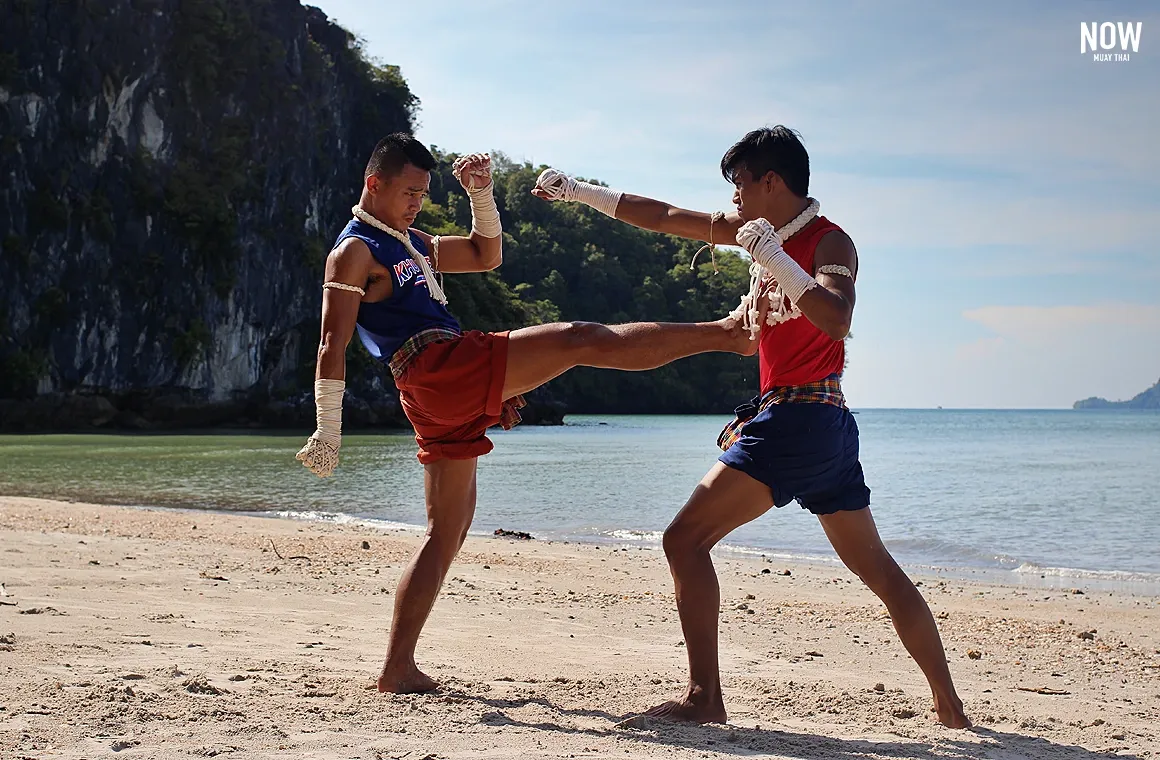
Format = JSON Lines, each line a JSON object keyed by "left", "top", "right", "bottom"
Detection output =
{"left": 1, "top": 496, "right": 1157, "bottom": 759}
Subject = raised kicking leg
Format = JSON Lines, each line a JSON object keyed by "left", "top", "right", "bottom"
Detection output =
{"left": 502, "top": 312, "right": 762, "bottom": 400}
{"left": 818, "top": 508, "right": 971, "bottom": 728}
{"left": 378, "top": 457, "right": 478, "bottom": 693}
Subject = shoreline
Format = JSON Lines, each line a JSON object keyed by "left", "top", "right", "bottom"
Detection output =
{"left": 9, "top": 488, "right": 1160, "bottom": 598}
{"left": 271, "top": 505, "right": 1160, "bottom": 598}
{"left": 2, "top": 495, "right": 1158, "bottom": 759}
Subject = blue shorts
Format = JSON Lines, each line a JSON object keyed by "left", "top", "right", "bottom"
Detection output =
{"left": 719, "top": 402, "right": 871, "bottom": 516}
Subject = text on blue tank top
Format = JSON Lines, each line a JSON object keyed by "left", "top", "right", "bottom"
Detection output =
{"left": 332, "top": 219, "right": 461, "bottom": 363}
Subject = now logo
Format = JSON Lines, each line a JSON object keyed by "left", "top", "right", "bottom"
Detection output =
{"left": 1080, "top": 22, "right": 1142, "bottom": 58}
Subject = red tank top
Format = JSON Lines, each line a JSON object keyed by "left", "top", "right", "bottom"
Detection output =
{"left": 758, "top": 215, "right": 847, "bottom": 393}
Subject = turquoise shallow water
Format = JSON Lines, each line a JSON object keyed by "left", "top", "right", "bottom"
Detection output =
{"left": 1, "top": 410, "right": 1157, "bottom": 591}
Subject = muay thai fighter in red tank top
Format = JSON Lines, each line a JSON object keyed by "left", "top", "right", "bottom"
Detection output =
{"left": 534, "top": 127, "right": 971, "bottom": 730}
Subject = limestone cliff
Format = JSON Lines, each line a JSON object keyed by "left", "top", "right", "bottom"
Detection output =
{"left": 0, "top": 0, "right": 568, "bottom": 429}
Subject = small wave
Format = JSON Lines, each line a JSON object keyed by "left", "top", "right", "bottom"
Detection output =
{"left": 270, "top": 509, "right": 423, "bottom": 534}
{"left": 593, "top": 532, "right": 1023, "bottom": 572}
{"left": 1013, "top": 562, "right": 1160, "bottom": 585}
{"left": 881, "top": 537, "right": 1023, "bottom": 569}
{"left": 604, "top": 529, "right": 665, "bottom": 543}
{"left": 595, "top": 530, "right": 844, "bottom": 566}
{"left": 717, "top": 544, "right": 844, "bottom": 565}
{"left": 262, "top": 511, "right": 1160, "bottom": 594}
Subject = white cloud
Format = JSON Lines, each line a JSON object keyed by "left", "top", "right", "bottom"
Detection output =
{"left": 964, "top": 303, "right": 1160, "bottom": 334}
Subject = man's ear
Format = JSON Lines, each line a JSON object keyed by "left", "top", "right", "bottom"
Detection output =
{"left": 365, "top": 173, "right": 379, "bottom": 195}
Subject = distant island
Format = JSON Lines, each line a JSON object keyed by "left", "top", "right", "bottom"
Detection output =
{"left": 1074, "top": 378, "right": 1160, "bottom": 409}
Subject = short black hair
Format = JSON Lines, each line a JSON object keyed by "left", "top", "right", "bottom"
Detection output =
{"left": 364, "top": 132, "right": 436, "bottom": 179}
{"left": 720, "top": 126, "right": 809, "bottom": 197}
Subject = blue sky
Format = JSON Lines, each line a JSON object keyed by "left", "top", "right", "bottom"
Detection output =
{"left": 312, "top": 0, "right": 1159, "bottom": 408}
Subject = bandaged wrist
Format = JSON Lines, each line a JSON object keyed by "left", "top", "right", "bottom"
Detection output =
{"left": 759, "top": 249, "right": 817, "bottom": 303}
{"left": 313, "top": 378, "right": 345, "bottom": 448}
{"left": 536, "top": 169, "right": 622, "bottom": 217}
{"left": 737, "top": 219, "right": 818, "bottom": 304}
{"left": 569, "top": 180, "right": 622, "bottom": 218}
{"left": 467, "top": 183, "right": 502, "bottom": 238}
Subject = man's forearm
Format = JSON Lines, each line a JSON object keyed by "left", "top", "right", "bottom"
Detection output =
{"left": 297, "top": 341, "right": 348, "bottom": 477}
{"left": 535, "top": 169, "right": 728, "bottom": 243}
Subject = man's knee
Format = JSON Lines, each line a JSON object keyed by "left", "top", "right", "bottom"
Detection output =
{"left": 663, "top": 519, "right": 710, "bottom": 562}
{"left": 558, "top": 321, "right": 611, "bottom": 355}
{"left": 847, "top": 552, "right": 905, "bottom": 593}
{"left": 427, "top": 520, "right": 471, "bottom": 560}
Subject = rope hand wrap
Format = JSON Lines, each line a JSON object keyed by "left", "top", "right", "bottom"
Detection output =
{"left": 728, "top": 198, "right": 821, "bottom": 340}
{"left": 352, "top": 206, "right": 448, "bottom": 304}
{"left": 535, "top": 168, "right": 622, "bottom": 218}
{"left": 295, "top": 378, "right": 345, "bottom": 477}
{"left": 452, "top": 153, "right": 502, "bottom": 238}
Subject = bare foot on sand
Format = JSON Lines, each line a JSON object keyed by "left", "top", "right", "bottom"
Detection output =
{"left": 933, "top": 692, "right": 972, "bottom": 729}
{"left": 377, "top": 662, "right": 438, "bottom": 694}
{"left": 643, "top": 686, "right": 728, "bottom": 724}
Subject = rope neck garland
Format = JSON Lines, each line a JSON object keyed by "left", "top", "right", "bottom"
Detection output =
{"left": 730, "top": 198, "right": 821, "bottom": 338}
{"left": 352, "top": 205, "right": 448, "bottom": 305}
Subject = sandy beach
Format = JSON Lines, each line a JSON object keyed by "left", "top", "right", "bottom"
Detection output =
{"left": 1, "top": 496, "right": 1157, "bottom": 759}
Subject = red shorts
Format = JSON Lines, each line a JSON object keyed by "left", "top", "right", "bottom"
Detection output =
{"left": 394, "top": 330, "right": 521, "bottom": 464}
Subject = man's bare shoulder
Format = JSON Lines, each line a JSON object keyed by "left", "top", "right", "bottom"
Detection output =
{"left": 408, "top": 227, "right": 433, "bottom": 245}
{"left": 331, "top": 235, "right": 371, "bottom": 259}
{"left": 815, "top": 228, "right": 859, "bottom": 280}
{"left": 816, "top": 228, "right": 857, "bottom": 258}
{"left": 329, "top": 236, "right": 391, "bottom": 273}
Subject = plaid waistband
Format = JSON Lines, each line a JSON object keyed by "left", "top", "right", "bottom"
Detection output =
{"left": 388, "top": 327, "right": 462, "bottom": 380}
{"left": 759, "top": 374, "right": 846, "bottom": 410}
{"left": 717, "top": 374, "right": 845, "bottom": 451}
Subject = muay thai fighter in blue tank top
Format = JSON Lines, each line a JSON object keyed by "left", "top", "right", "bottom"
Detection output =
{"left": 330, "top": 219, "right": 460, "bottom": 362}
{"left": 294, "top": 133, "right": 757, "bottom": 696}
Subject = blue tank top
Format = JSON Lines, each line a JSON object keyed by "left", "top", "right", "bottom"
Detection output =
{"left": 333, "top": 219, "right": 461, "bottom": 363}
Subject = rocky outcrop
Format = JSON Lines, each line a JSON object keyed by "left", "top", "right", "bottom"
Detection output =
{"left": 1074, "top": 378, "right": 1160, "bottom": 410}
